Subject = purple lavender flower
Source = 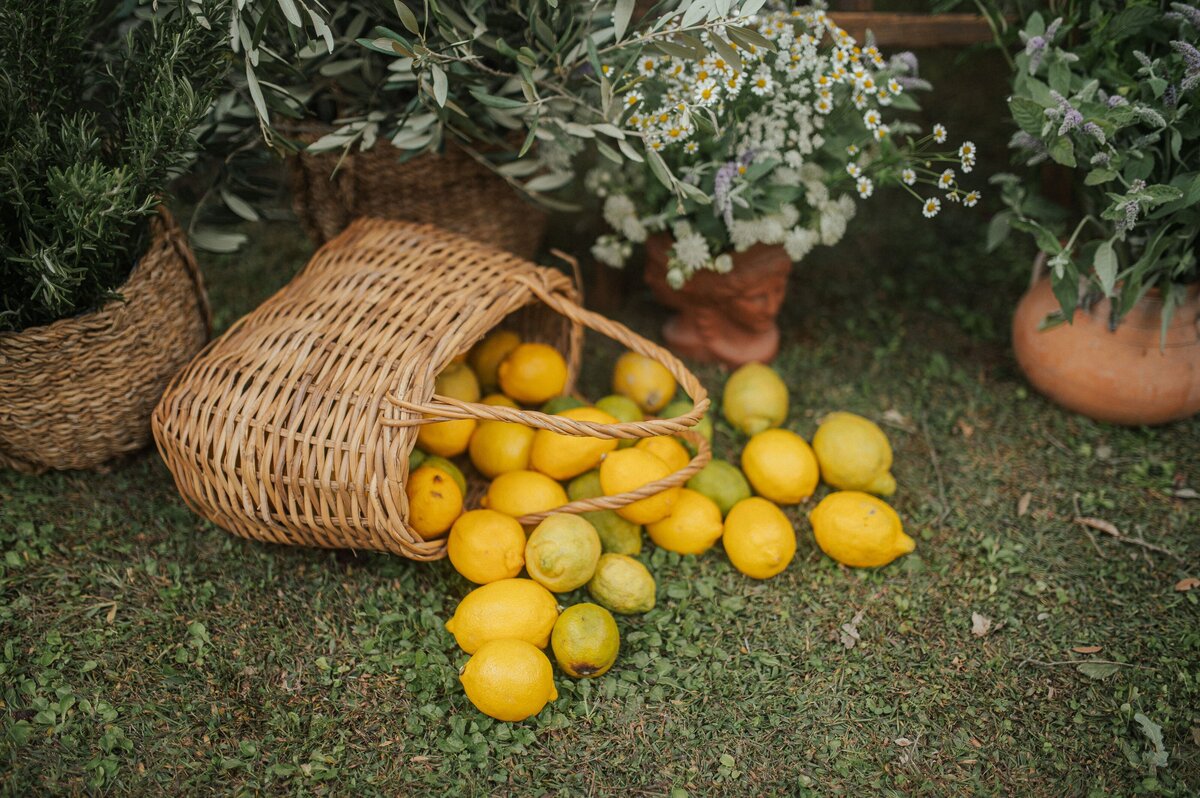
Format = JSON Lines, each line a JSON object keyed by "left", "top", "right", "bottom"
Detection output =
{"left": 1165, "top": 83, "right": 1180, "bottom": 108}
{"left": 1107, "top": 94, "right": 1129, "bottom": 107}
{"left": 713, "top": 151, "right": 755, "bottom": 227}
{"left": 1023, "top": 18, "right": 1062, "bottom": 74}
{"left": 1050, "top": 91, "right": 1083, "bottom": 135}
{"left": 1167, "top": 2, "right": 1200, "bottom": 27}
{"left": 1173, "top": 40, "right": 1200, "bottom": 71}
{"left": 1083, "top": 122, "right": 1106, "bottom": 144}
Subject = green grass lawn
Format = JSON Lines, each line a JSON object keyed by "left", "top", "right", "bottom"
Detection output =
{"left": 3, "top": 50, "right": 1199, "bottom": 795}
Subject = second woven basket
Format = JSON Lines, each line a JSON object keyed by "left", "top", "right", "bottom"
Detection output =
{"left": 153, "top": 219, "right": 709, "bottom": 560}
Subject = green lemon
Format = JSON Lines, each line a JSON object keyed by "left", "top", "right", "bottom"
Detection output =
{"left": 661, "top": 399, "right": 712, "bottom": 453}
{"left": 540, "top": 395, "right": 587, "bottom": 414}
{"left": 686, "top": 458, "right": 752, "bottom": 517}
{"left": 525, "top": 514, "right": 602, "bottom": 593}
{"left": 408, "top": 448, "right": 427, "bottom": 472}
{"left": 594, "top": 394, "right": 643, "bottom": 448}
{"left": 567, "top": 471, "right": 643, "bottom": 555}
{"left": 587, "top": 554, "right": 656, "bottom": 615}
{"left": 551, "top": 603, "right": 620, "bottom": 678}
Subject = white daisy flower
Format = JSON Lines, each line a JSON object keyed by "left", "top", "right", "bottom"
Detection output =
{"left": 856, "top": 176, "right": 874, "bottom": 198}
{"left": 815, "top": 97, "right": 832, "bottom": 114}
{"left": 959, "top": 141, "right": 976, "bottom": 160}
{"left": 847, "top": 144, "right": 860, "bottom": 156}
{"left": 624, "top": 91, "right": 643, "bottom": 108}
{"left": 887, "top": 78, "right": 903, "bottom": 95}
{"left": 933, "top": 123, "right": 948, "bottom": 143}
{"left": 723, "top": 72, "right": 744, "bottom": 93}
{"left": 863, "top": 109, "right": 882, "bottom": 129}
{"left": 750, "top": 70, "right": 774, "bottom": 96}
{"left": 684, "top": 141, "right": 699, "bottom": 154}
{"left": 963, "top": 190, "right": 981, "bottom": 207}
{"left": 938, "top": 168, "right": 955, "bottom": 189}
{"left": 901, "top": 168, "right": 916, "bottom": 185}
{"left": 922, "top": 197, "right": 941, "bottom": 218}
{"left": 853, "top": 92, "right": 868, "bottom": 110}
{"left": 846, "top": 163, "right": 861, "bottom": 177}
{"left": 873, "top": 125, "right": 889, "bottom": 141}
{"left": 638, "top": 56, "right": 658, "bottom": 77}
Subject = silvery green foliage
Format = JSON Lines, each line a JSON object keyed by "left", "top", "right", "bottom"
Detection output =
{"left": 990, "top": 3, "right": 1200, "bottom": 333}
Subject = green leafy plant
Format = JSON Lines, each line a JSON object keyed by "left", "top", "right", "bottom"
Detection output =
{"left": 0, "top": 0, "right": 226, "bottom": 331}
{"left": 989, "top": 2, "right": 1200, "bottom": 333}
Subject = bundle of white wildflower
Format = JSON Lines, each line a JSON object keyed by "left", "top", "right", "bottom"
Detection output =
{"left": 589, "top": 5, "right": 982, "bottom": 283}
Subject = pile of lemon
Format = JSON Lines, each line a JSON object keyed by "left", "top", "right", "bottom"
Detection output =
{"left": 408, "top": 330, "right": 915, "bottom": 723}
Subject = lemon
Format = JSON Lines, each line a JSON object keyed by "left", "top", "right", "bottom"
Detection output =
{"left": 540, "top": 395, "right": 586, "bottom": 414}
{"left": 482, "top": 470, "right": 568, "bottom": 520}
{"left": 525, "top": 514, "right": 602, "bottom": 593}
{"left": 686, "top": 459, "right": 751, "bottom": 517}
{"left": 445, "top": 578, "right": 559, "bottom": 654}
{"left": 599, "top": 447, "right": 679, "bottom": 524}
{"left": 722, "top": 497, "right": 796, "bottom": 579}
{"left": 588, "top": 553, "right": 656, "bottom": 614}
{"left": 422, "top": 455, "right": 466, "bottom": 496}
{"left": 661, "top": 398, "right": 713, "bottom": 451}
{"left": 811, "top": 412, "right": 896, "bottom": 496}
{"left": 436, "top": 362, "right": 481, "bottom": 403}
{"left": 594, "top": 394, "right": 643, "bottom": 448}
{"left": 469, "top": 330, "right": 522, "bottom": 392}
{"left": 646, "top": 488, "right": 724, "bottom": 555}
{"left": 406, "top": 464, "right": 463, "bottom": 538}
{"left": 460, "top": 638, "right": 558, "bottom": 722}
{"left": 809, "top": 490, "right": 915, "bottom": 567}
{"left": 634, "top": 436, "right": 690, "bottom": 473}
{"left": 551, "top": 603, "right": 620, "bottom": 678}
{"left": 408, "top": 448, "right": 426, "bottom": 471}
{"left": 530, "top": 407, "right": 620, "bottom": 481}
{"left": 566, "top": 471, "right": 643, "bottom": 555}
{"left": 469, "top": 420, "right": 535, "bottom": 478}
{"left": 498, "top": 343, "right": 569, "bottom": 405}
{"left": 481, "top": 393, "right": 519, "bottom": 408}
{"left": 740, "top": 428, "right": 820, "bottom": 505}
{"left": 448, "top": 509, "right": 527, "bottom": 584}
{"left": 416, "top": 417, "right": 476, "bottom": 457}
{"left": 612, "top": 351, "right": 676, "bottom": 413}
{"left": 722, "top": 363, "right": 788, "bottom": 435}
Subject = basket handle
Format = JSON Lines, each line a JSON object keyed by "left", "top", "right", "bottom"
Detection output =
{"left": 382, "top": 273, "right": 710, "bottom": 440}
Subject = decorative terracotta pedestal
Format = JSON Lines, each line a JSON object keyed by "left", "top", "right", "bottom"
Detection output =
{"left": 1012, "top": 274, "right": 1200, "bottom": 426}
{"left": 643, "top": 234, "right": 792, "bottom": 367}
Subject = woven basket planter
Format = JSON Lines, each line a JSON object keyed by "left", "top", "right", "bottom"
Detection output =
{"left": 152, "top": 218, "right": 709, "bottom": 561}
{"left": 286, "top": 124, "right": 548, "bottom": 259}
{"left": 0, "top": 209, "right": 210, "bottom": 473}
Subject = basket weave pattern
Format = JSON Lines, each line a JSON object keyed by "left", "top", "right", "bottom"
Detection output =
{"left": 152, "top": 218, "right": 709, "bottom": 560}
{"left": 0, "top": 209, "right": 209, "bottom": 473}
{"left": 287, "top": 127, "right": 548, "bottom": 259}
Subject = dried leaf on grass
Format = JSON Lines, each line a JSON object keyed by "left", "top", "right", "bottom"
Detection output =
{"left": 1072, "top": 645, "right": 1102, "bottom": 654}
{"left": 956, "top": 418, "right": 975, "bottom": 438}
{"left": 1017, "top": 492, "right": 1032, "bottom": 517}
{"left": 971, "top": 612, "right": 992, "bottom": 637}
{"left": 1175, "top": 577, "right": 1200, "bottom": 592}
{"left": 1077, "top": 661, "right": 1120, "bottom": 680}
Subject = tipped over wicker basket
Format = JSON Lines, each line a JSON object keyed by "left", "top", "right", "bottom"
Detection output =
{"left": 0, "top": 209, "right": 209, "bottom": 473}
{"left": 286, "top": 125, "right": 548, "bottom": 259}
{"left": 152, "top": 218, "right": 709, "bottom": 560}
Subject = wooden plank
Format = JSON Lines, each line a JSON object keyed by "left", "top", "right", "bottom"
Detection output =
{"left": 828, "top": 12, "right": 997, "bottom": 48}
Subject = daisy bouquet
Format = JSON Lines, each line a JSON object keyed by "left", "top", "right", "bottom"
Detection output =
{"left": 589, "top": 4, "right": 982, "bottom": 286}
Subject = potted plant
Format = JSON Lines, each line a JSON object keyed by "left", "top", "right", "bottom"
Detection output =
{"left": 990, "top": 3, "right": 1200, "bottom": 425}
{"left": 219, "top": 0, "right": 767, "bottom": 256}
{"left": 588, "top": 6, "right": 982, "bottom": 365}
{"left": 0, "top": 0, "right": 223, "bottom": 472}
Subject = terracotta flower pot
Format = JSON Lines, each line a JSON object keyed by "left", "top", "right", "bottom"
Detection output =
{"left": 643, "top": 233, "right": 792, "bottom": 367}
{"left": 1012, "top": 270, "right": 1200, "bottom": 426}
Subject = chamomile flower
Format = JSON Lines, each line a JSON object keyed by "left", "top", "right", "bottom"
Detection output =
{"left": 853, "top": 92, "right": 868, "bottom": 109}
{"left": 750, "top": 70, "right": 774, "bottom": 96}
{"left": 958, "top": 141, "right": 976, "bottom": 161}
{"left": 684, "top": 141, "right": 699, "bottom": 154}
{"left": 922, "top": 197, "right": 942, "bottom": 218}
{"left": 723, "top": 72, "right": 744, "bottom": 93}
{"left": 963, "top": 190, "right": 980, "bottom": 207}
{"left": 938, "top": 168, "right": 956, "bottom": 189}
{"left": 863, "top": 109, "right": 882, "bottom": 129}
{"left": 815, "top": 96, "right": 833, "bottom": 114}
{"left": 627, "top": 114, "right": 642, "bottom": 128}
{"left": 846, "top": 144, "right": 860, "bottom": 156}
{"left": 624, "top": 91, "right": 643, "bottom": 108}
{"left": 694, "top": 80, "right": 719, "bottom": 106}
{"left": 664, "top": 124, "right": 690, "bottom": 142}
{"left": 846, "top": 162, "right": 861, "bottom": 177}
{"left": 600, "top": 64, "right": 613, "bottom": 77}
{"left": 638, "top": 56, "right": 658, "bottom": 77}
{"left": 856, "top": 176, "right": 874, "bottom": 198}
{"left": 876, "top": 88, "right": 892, "bottom": 106}
{"left": 933, "top": 123, "right": 947, "bottom": 143}
{"left": 901, "top": 168, "right": 916, "bottom": 185}
{"left": 873, "top": 125, "right": 890, "bottom": 141}
{"left": 887, "top": 78, "right": 902, "bottom": 95}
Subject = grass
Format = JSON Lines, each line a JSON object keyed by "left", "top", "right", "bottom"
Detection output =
{"left": 3, "top": 54, "right": 1200, "bottom": 798}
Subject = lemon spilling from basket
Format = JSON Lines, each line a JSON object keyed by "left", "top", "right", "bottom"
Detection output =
{"left": 812, "top": 412, "right": 896, "bottom": 496}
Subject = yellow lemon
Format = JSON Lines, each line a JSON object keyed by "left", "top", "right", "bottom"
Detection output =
{"left": 460, "top": 638, "right": 558, "bottom": 722}
{"left": 447, "top": 509, "right": 527, "bottom": 585}
{"left": 416, "top": 418, "right": 476, "bottom": 457}
{"left": 525, "top": 514, "right": 603, "bottom": 593}
{"left": 444, "top": 578, "right": 559, "bottom": 654}
{"left": 612, "top": 351, "right": 676, "bottom": 413}
{"left": 587, "top": 553, "right": 656, "bottom": 614}
{"left": 811, "top": 412, "right": 896, "bottom": 496}
{"left": 599, "top": 447, "right": 679, "bottom": 524}
{"left": 634, "top": 435, "right": 690, "bottom": 473}
{"left": 436, "top": 362, "right": 481, "bottom": 403}
{"left": 646, "top": 488, "right": 724, "bottom": 555}
{"left": 498, "top": 343, "right": 569, "bottom": 405}
{"left": 406, "top": 464, "right": 463, "bottom": 538}
{"left": 551, "top": 603, "right": 620, "bottom": 679}
{"left": 481, "top": 393, "right": 519, "bottom": 408}
{"left": 722, "top": 497, "right": 796, "bottom": 579}
{"left": 740, "top": 428, "right": 820, "bottom": 505}
{"left": 566, "top": 470, "right": 643, "bottom": 555}
{"left": 809, "top": 490, "right": 915, "bottom": 567}
{"left": 529, "top": 407, "right": 620, "bottom": 481}
{"left": 594, "top": 394, "right": 643, "bottom": 448}
{"left": 469, "top": 330, "right": 522, "bottom": 392}
{"left": 722, "top": 363, "right": 788, "bottom": 435}
{"left": 482, "top": 470, "right": 568, "bottom": 519}
{"left": 686, "top": 459, "right": 752, "bottom": 517}
{"left": 421, "top": 455, "right": 466, "bottom": 495}
{"left": 469, "top": 421, "right": 535, "bottom": 479}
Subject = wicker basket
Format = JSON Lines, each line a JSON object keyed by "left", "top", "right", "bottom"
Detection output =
{"left": 152, "top": 218, "right": 709, "bottom": 561}
{"left": 0, "top": 209, "right": 209, "bottom": 474}
{"left": 285, "top": 124, "right": 548, "bottom": 259}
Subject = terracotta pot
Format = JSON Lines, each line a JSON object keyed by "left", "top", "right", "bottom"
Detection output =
{"left": 643, "top": 234, "right": 792, "bottom": 367}
{"left": 1012, "top": 272, "right": 1200, "bottom": 426}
